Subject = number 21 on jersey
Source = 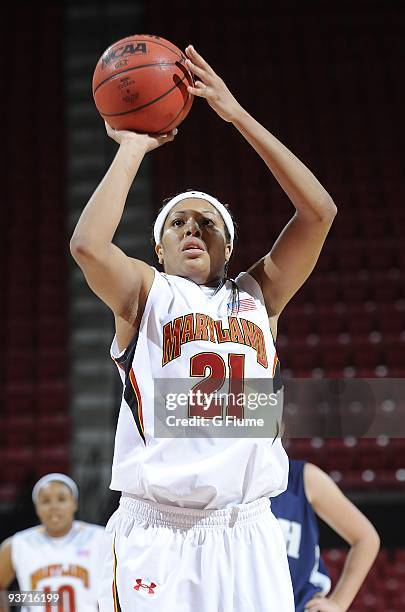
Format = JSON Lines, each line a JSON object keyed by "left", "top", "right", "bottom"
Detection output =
{"left": 189, "top": 352, "right": 245, "bottom": 419}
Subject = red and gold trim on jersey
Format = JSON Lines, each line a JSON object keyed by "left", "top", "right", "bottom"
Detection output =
{"left": 113, "top": 357, "right": 145, "bottom": 445}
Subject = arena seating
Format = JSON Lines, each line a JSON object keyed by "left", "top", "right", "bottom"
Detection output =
{"left": 0, "top": 4, "right": 69, "bottom": 504}
{"left": 286, "top": 437, "right": 405, "bottom": 490}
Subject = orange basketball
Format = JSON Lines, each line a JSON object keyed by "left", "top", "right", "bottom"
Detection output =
{"left": 92, "top": 34, "right": 194, "bottom": 134}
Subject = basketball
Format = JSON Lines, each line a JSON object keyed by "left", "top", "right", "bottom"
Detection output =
{"left": 92, "top": 34, "right": 194, "bottom": 134}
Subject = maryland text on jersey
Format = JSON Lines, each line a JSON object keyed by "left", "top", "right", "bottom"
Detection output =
{"left": 162, "top": 314, "right": 268, "bottom": 367}
{"left": 31, "top": 564, "right": 89, "bottom": 589}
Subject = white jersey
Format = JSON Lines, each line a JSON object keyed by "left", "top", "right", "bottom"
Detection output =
{"left": 11, "top": 521, "right": 104, "bottom": 612}
{"left": 110, "top": 270, "right": 288, "bottom": 508}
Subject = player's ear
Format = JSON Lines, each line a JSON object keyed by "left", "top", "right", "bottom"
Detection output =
{"left": 155, "top": 243, "right": 164, "bottom": 265}
{"left": 225, "top": 243, "right": 232, "bottom": 262}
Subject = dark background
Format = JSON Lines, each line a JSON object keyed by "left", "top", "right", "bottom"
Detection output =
{"left": 0, "top": 0, "right": 404, "bottom": 609}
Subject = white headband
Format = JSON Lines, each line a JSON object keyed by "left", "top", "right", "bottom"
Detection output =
{"left": 153, "top": 191, "right": 234, "bottom": 246}
{"left": 32, "top": 473, "right": 79, "bottom": 504}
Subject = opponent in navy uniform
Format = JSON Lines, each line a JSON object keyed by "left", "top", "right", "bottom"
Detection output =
{"left": 272, "top": 460, "right": 380, "bottom": 612}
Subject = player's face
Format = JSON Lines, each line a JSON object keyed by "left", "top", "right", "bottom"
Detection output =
{"left": 35, "top": 482, "right": 78, "bottom": 537}
{"left": 156, "top": 199, "right": 232, "bottom": 284}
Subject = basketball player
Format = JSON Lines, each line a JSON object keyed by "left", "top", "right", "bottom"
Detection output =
{"left": 0, "top": 473, "right": 104, "bottom": 612}
{"left": 70, "top": 44, "right": 337, "bottom": 611}
{"left": 272, "top": 460, "right": 380, "bottom": 611}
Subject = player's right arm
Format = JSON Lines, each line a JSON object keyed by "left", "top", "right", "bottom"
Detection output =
{"left": 0, "top": 539, "right": 15, "bottom": 589}
{"left": 70, "top": 125, "right": 176, "bottom": 349}
{"left": 303, "top": 463, "right": 380, "bottom": 612}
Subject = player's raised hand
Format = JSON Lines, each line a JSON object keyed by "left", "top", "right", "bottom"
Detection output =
{"left": 104, "top": 121, "right": 177, "bottom": 152}
{"left": 185, "top": 45, "right": 242, "bottom": 123}
{"left": 304, "top": 595, "right": 344, "bottom": 612}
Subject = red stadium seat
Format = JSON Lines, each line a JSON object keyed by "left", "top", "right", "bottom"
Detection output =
{"left": 5, "top": 350, "right": 36, "bottom": 384}
{"left": 312, "top": 275, "right": 341, "bottom": 304}
{"left": 372, "top": 272, "right": 403, "bottom": 302}
{"left": 5, "top": 319, "right": 36, "bottom": 349}
{"left": 0, "top": 483, "right": 19, "bottom": 504}
{"left": 352, "top": 341, "right": 383, "bottom": 368}
{"left": 37, "top": 348, "right": 67, "bottom": 382}
{"left": 341, "top": 274, "right": 372, "bottom": 304}
{"left": 320, "top": 342, "right": 352, "bottom": 370}
{"left": 317, "top": 304, "right": 347, "bottom": 336}
{"left": 337, "top": 243, "right": 365, "bottom": 270}
{"left": 4, "top": 416, "right": 34, "bottom": 446}
{"left": 3, "top": 383, "right": 36, "bottom": 416}
{"left": 322, "top": 439, "right": 356, "bottom": 472}
{"left": 384, "top": 341, "right": 405, "bottom": 370}
{"left": 3, "top": 447, "right": 35, "bottom": 483}
{"left": 36, "top": 381, "right": 69, "bottom": 414}
{"left": 36, "top": 446, "right": 70, "bottom": 477}
{"left": 378, "top": 306, "right": 404, "bottom": 336}
{"left": 37, "top": 414, "right": 71, "bottom": 446}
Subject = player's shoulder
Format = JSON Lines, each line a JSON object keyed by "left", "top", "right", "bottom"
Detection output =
{"left": 73, "top": 521, "right": 105, "bottom": 538}
{"left": 74, "top": 520, "right": 104, "bottom": 531}
{"left": 234, "top": 271, "right": 265, "bottom": 304}
{"left": 302, "top": 462, "right": 333, "bottom": 504}
{"left": 143, "top": 268, "right": 183, "bottom": 301}
{"left": 159, "top": 271, "right": 189, "bottom": 290}
{"left": 11, "top": 524, "right": 47, "bottom": 545}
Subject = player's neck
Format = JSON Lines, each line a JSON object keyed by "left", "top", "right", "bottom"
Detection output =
{"left": 45, "top": 524, "right": 73, "bottom": 538}
{"left": 185, "top": 275, "right": 225, "bottom": 288}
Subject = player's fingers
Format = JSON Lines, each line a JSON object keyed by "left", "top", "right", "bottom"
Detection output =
{"left": 304, "top": 598, "right": 323, "bottom": 612}
{"left": 185, "top": 58, "right": 209, "bottom": 81}
{"left": 187, "top": 82, "right": 208, "bottom": 98}
{"left": 104, "top": 121, "right": 134, "bottom": 141}
{"left": 156, "top": 128, "right": 178, "bottom": 144}
{"left": 104, "top": 120, "right": 115, "bottom": 137}
{"left": 185, "top": 45, "right": 216, "bottom": 76}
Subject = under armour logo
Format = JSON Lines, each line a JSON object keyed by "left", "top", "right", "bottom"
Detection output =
{"left": 134, "top": 578, "right": 157, "bottom": 595}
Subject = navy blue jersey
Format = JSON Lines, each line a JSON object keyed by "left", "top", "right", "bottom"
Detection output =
{"left": 271, "top": 460, "right": 331, "bottom": 611}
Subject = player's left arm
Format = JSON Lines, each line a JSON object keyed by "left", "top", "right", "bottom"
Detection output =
{"left": 0, "top": 539, "right": 15, "bottom": 590}
{"left": 303, "top": 463, "right": 380, "bottom": 612}
{"left": 185, "top": 44, "right": 337, "bottom": 316}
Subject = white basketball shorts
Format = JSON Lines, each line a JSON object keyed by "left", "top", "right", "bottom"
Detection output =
{"left": 98, "top": 495, "right": 294, "bottom": 612}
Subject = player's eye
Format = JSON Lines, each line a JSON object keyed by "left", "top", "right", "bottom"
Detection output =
{"left": 172, "top": 218, "right": 184, "bottom": 227}
{"left": 201, "top": 218, "right": 214, "bottom": 226}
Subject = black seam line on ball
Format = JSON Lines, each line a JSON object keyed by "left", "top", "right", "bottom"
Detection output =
{"left": 93, "top": 62, "right": 178, "bottom": 95}
{"left": 104, "top": 37, "right": 184, "bottom": 62}
{"left": 99, "top": 72, "right": 190, "bottom": 117}
{"left": 157, "top": 95, "right": 190, "bottom": 133}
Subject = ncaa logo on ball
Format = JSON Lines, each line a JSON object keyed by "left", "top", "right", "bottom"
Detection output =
{"left": 102, "top": 42, "right": 147, "bottom": 69}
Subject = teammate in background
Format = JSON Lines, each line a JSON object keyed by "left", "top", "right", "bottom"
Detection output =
{"left": 71, "top": 44, "right": 337, "bottom": 611}
{"left": 0, "top": 474, "right": 104, "bottom": 612}
{"left": 272, "top": 460, "right": 380, "bottom": 612}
